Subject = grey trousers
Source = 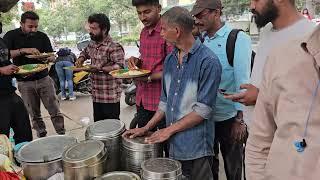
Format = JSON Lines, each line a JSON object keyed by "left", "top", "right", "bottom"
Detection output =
{"left": 18, "top": 76, "right": 65, "bottom": 135}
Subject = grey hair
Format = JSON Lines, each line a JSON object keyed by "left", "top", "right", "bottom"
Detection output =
{"left": 161, "top": 6, "right": 194, "bottom": 33}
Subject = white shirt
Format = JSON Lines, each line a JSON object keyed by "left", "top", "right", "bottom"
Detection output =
{"left": 244, "top": 18, "right": 316, "bottom": 126}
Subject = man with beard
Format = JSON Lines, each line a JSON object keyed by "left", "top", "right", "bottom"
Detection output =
{"left": 191, "top": 0, "right": 252, "bottom": 179}
{"left": 76, "top": 13, "right": 124, "bottom": 121}
{"left": 127, "top": 0, "right": 172, "bottom": 131}
{"left": 224, "top": 0, "right": 316, "bottom": 127}
{"left": 4, "top": 11, "right": 65, "bottom": 138}
{"left": 0, "top": 19, "right": 32, "bottom": 144}
{"left": 245, "top": 25, "right": 320, "bottom": 180}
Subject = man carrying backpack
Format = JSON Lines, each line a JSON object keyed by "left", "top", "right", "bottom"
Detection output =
{"left": 192, "top": 0, "right": 252, "bottom": 180}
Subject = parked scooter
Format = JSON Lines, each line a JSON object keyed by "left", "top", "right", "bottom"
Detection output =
{"left": 123, "top": 80, "right": 136, "bottom": 106}
{"left": 49, "top": 63, "right": 92, "bottom": 95}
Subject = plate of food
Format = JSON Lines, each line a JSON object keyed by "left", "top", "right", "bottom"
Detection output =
{"left": 109, "top": 69, "right": 151, "bottom": 79}
{"left": 26, "top": 52, "right": 55, "bottom": 59}
{"left": 63, "top": 65, "right": 91, "bottom": 71}
{"left": 16, "top": 64, "right": 49, "bottom": 75}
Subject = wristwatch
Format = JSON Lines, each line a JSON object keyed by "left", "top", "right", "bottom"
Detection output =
{"left": 147, "top": 76, "right": 152, "bottom": 83}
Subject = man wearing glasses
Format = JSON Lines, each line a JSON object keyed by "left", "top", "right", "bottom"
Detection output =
{"left": 192, "top": 0, "right": 252, "bottom": 179}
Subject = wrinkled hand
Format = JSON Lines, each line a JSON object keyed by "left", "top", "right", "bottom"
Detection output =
{"left": 22, "top": 48, "right": 41, "bottom": 55}
{"left": 122, "top": 127, "right": 148, "bottom": 139}
{"left": 127, "top": 56, "right": 140, "bottom": 70}
{"left": 224, "top": 84, "right": 259, "bottom": 106}
{"left": 0, "top": 65, "right": 19, "bottom": 75}
{"left": 230, "top": 118, "right": 248, "bottom": 143}
{"left": 145, "top": 128, "right": 173, "bottom": 144}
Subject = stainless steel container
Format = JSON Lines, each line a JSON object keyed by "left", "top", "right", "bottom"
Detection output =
{"left": 141, "top": 158, "right": 182, "bottom": 180}
{"left": 95, "top": 171, "right": 141, "bottom": 180}
{"left": 121, "top": 135, "right": 162, "bottom": 175}
{"left": 62, "top": 140, "right": 108, "bottom": 180}
{"left": 85, "top": 119, "right": 125, "bottom": 171}
{"left": 15, "top": 135, "right": 77, "bottom": 180}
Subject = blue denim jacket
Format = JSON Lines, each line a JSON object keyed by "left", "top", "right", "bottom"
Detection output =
{"left": 158, "top": 39, "right": 222, "bottom": 160}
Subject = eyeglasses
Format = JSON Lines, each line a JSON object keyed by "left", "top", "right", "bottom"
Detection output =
{"left": 194, "top": 9, "right": 215, "bottom": 19}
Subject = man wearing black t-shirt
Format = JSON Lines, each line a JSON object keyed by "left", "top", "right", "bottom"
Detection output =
{"left": 0, "top": 21, "right": 32, "bottom": 144}
{"left": 4, "top": 11, "right": 65, "bottom": 137}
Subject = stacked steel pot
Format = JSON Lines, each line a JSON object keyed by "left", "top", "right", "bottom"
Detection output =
{"left": 62, "top": 140, "right": 108, "bottom": 180}
{"left": 141, "top": 158, "right": 182, "bottom": 180}
{"left": 85, "top": 119, "right": 126, "bottom": 172}
{"left": 15, "top": 135, "right": 77, "bottom": 180}
{"left": 121, "top": 135, "right": 162, "bottom": 175}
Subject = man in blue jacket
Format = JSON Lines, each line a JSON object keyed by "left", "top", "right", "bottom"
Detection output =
{"left": 124, "top": 7, "right": 222, "bottom": 179}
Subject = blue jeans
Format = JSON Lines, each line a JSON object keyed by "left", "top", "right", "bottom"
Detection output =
{"left": 55, "top": 61, "right": 74, "bottom": 97}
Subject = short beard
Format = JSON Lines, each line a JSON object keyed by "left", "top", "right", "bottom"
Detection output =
{"left": 252, "top": 1, "right": 279, "bottom": 28}
{"left": 90, "top": 33, "right": 104, "bottom": 42}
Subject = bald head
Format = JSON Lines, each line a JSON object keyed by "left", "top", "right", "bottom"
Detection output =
{"left": 161, "top": 6, "right": 194, "bottom": 33}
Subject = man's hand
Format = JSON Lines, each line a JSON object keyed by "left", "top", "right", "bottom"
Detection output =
{"left": 127, "top": 56, "right": 140, "bottom": 70}
{"left": 122, "top": 127, "right": 149, "bottom": 139}
{"left": 224, "top": 84, "right": 259, "bottom": 106}
{"left": 45, "top": 55, "right": 56, "bottom": 63}
{"left": 75, "top": 58, "right": 85, "bottom": 67}
{"left": 230, "top": 111, "right": 248, "bottom": 143}
{"left": 145, "top": 128, "right": 173, "bottom": 144}
{"left": 0, "top": 65, "right": 19, "bottom": 75}
{"left": 86, "top": 65, "right": 103, "bottom": 73}
{"left": 21, "top": 48, "right": 41, "bottom": 55}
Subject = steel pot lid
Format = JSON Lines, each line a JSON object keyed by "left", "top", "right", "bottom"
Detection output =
{"left": 86, "top": 119, "right": 125, "bottom": 139}
{"left": 122, "top": 135, "right": 160, "bottom": 151}
{"left": 95, "top": 171, "right": 141, "bottom": 180}
{"left": 15, "top": 135, "right": 77, "bottom": 163}
{"left": 62, "top": 140, "right": 106, "bottom": 167}
{"left": 141, "top": 158, "right": 182, "bottom": 179}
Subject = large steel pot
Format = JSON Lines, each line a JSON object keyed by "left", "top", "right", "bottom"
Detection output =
{"left": 85, "top": 119, "right": 125, "bottom": 171}
{"left": 15, "top": 135, "right": 77, "bottom": 180}
{"left": 62, "top": 140, "right": 108, "bottom": 180}
{"left": 121, "top": 135, "right": 162, "bottom": 175}
{"left": 95, "top": 171, "right": 141, "bottom": 180}
{"left": 141, "top": 158, "right": 182, "bottom": 180}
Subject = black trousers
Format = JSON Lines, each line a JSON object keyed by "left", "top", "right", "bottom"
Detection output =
{"left": 180, "top": 156, "right": 214, "bottom": 180}
{"left": 213, "top": 117, "right": 243, "bottom": 180}
{"left": 136, "top": 104, "right": 166, "bottom": 130}
{"left": 93, "top": 102, "right": 120, "bottom": 122}
{"left": 0, "top": 93, "right": 33, "bottom": 144}
{"left": 136, "top": 103, "right": 168, "bottom": 157}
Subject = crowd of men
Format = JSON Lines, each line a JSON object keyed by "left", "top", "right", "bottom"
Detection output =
{"left": 0, "top": 0, "right": 320, "bottom": 179}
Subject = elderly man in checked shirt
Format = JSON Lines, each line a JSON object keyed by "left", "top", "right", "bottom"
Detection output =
{"left": 128, "top": 0, "right": 173, "bottom": 133}
{"left": 76, "top": 13, "right": 125, "bottom": 122}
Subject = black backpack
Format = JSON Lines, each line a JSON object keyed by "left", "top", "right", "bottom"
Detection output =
{"left": 226, "top": 29, "right": 256, "bottom": 73}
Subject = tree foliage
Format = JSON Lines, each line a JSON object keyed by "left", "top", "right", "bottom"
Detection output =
{"left": 35, "top": 0, "right": 138, "bottom": 38}
{"left": 2, "top": 0, "right": 318, "bottom": 38}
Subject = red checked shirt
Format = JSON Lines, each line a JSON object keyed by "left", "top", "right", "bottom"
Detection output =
{"left": 136, "top": 21, "right": 173, "bottom": 111}
{"left": 79, "top": 36, "right": 124, "bottom": 103}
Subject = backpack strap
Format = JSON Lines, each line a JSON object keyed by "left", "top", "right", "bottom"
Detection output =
{"left": 226, "top": 29, "right": 243, "bottom": 67}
